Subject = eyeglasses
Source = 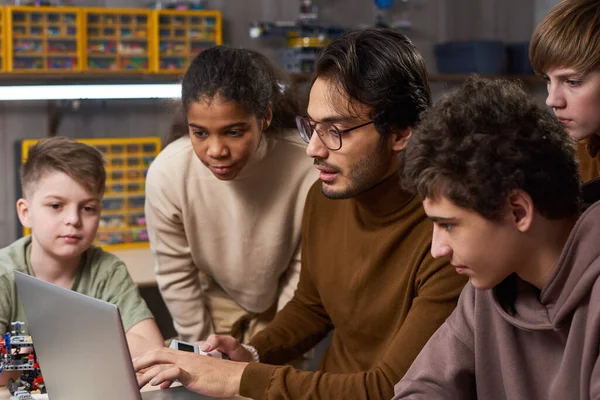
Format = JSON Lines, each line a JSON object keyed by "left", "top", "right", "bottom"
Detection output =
{"left": 295, "top": 116, "right": 374, "bottom": 151}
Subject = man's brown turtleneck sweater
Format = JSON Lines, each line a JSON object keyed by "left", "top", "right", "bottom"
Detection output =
{"left": 577, "top": 138, "right": 600, "bottom": 183}
{"left": 239, "top": 175, "right": 467, "bottom": 399}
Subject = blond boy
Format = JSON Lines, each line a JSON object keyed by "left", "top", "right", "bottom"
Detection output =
{"left": 529, "top": 0, "right": 600, "bottom": 183}
{"left": 0, "top": 137, "right": 163, "bottom": 385}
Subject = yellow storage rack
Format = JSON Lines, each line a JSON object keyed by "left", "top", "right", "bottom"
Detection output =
{"left": 0, "top": 8, "right": 5, "bottom": 72}
{"left": 83, "top": 8, "right": 153, "bottom": 73}
{"left": 6, "top": 6, "right": 82, "bottom": 72}
{"left": 19, "top": 137, "right": 161, "bottom": 251}
{"left": 153, "top": 10, "right": 221, "bottom": 73}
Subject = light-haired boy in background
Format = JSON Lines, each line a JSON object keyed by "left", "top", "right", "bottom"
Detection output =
{"left": 393, "top": 77, "right": 599, "bottom": 400}
{"left": 530, "top": 0, "right": 600, "bottom": 184}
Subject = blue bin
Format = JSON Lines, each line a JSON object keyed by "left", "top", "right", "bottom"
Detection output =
{"left": 506, "top": 42, "right": 534, "bottom": 75}
{"left": 435, "top": 40, "right": 505, "bottom": 74}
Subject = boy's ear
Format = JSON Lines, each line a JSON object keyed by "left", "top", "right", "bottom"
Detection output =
{"left": 507, "top": 190, "right": 534, "bottom": 232}
{"left": 390, "top": 127, "right": 413, "bottom": 152}
{"left": 16, "top": 198, "right": 32, "bottom": 229}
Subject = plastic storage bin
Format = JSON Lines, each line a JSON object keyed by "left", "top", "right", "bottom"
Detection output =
{"left": 153, "top": 10, "right": 221, "bottom": 73}
{"left": 506, "top": 42, "right": 534, "bottom": 75}
{"left": 83, "top": 8, "right": 153, "bottom": 72}
{"left": 435, "top": 40, "right": 505, "bottom": 74}
{"left": 281, "top": 35, "right": 329, "bottom": 73}
{"left": 0, "top": 8, "right": 5, "bottom": 72}
{"left": 6, "top": 6, "right": 82, "bottom": 72}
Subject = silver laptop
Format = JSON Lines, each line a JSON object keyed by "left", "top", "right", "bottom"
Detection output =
{"left": 14, "top": 271, "right": 215, "bottom": 400}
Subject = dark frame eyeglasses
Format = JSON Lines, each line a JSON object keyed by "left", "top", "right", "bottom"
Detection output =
{"left": 295, "top": 116, "right": 374, "bottom": 151}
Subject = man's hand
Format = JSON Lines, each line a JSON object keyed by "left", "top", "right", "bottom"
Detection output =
{"left": 200, "top": 334, "right": 254, "bottom": 362}
{"left": 133, "top": 347, "right": 248, "bottom": 397}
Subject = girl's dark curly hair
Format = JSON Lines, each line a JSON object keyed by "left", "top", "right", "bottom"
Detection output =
{"left": 165, "top": 46, "right": 300, "bottom": 146}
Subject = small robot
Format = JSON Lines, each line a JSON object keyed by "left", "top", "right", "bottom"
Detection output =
{"left": 10, "top": 390, "right": 33, "bottom": 400}
{"left": 0, "top": 322, "right": 46, "bottom": 397}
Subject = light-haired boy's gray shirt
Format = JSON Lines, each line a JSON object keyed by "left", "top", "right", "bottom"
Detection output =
{"left": 0, "top": 236, "right": 154, "bottom": 335}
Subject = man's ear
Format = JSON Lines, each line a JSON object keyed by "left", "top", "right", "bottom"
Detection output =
{"left": 390, "top": 127, "right": 413, "bottom": 152}
{"left": 262, "top": 102, "right": 273, "bottom": 131}
{"left": 16, "top": 198, "right": 32, "bottom": 229}
{"left": 506, "top": 190, "right": 534, "bottom": 233}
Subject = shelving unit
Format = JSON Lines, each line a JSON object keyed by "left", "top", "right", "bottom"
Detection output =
{"left": 83, "top": 8, "right": 153, "bottom": 73}
{"left": 153, "top": 10, "right": 221, "bottom": 73}
{"left": 0, "top": 8, "right": 5, "bottom": 72}
{"left": 283, "top": 35, "right": 329, "bottom": 74}
{"left": 18, "top": 137, "right": 161, "bottom": 251}
{"left": 0, "top": 6, "right": 223, "bottom": 75}
{"left": 6, "top": 6, "right": 82, "bottom": 72}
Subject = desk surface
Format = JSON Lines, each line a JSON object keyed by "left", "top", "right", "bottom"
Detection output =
{"left": 112, "top": 248, "right": 157, "bottom": 287}
{"left": 0, "top": 384, "right": 248, "bottom": 400}
{"left": 0, "top": 389, "right": 46, "bottom": 399}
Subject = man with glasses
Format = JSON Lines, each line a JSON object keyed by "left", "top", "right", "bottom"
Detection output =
{"left": 134, "top": 28, "right": 467, "bottom": 399}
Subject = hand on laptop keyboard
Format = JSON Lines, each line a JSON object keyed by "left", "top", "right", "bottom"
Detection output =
{"left": 133, "top": 345, "right": 248, "bottom": 398}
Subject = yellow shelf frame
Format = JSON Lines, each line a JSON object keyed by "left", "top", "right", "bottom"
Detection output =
{"left": 83, "top": 7, "right": 154, "bottom": 73}
{"left": 0, "top": 8, "right": 5, "bottom": 72}
{"left": 152, "top": 9, "right": 221, "bottom": 74}
{"left": 6, "top": 6, "right": 83, "bottom": 73}
{"left": 20, "top": 137, "right": 161, "bottom": 251}
{"left": 0, "top": 6, "right": 223, "bottom": 76}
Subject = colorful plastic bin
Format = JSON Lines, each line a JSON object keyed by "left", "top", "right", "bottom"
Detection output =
{"left": 0, "top": 8, "right": 5, "bottom": 72}
{"left": 83, "top": 8, "right": 153, "bottom": 72}
{"left": 6, "top": 6, "right": 82, "bottom": 72}
{"left": 152, "top": 9, "right": 221, "bottom": 73}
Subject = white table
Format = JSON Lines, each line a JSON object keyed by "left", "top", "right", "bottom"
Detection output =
{"left": 0, "top": 384, "right": 249, "bottom": 399}
{"left": 112, "top": 248, "right": 157, "bottom": 287}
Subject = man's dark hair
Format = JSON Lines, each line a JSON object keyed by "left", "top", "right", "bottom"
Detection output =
{"left": 402, "top": 76, "right": 580, "bottom": 220}
{"left": 314, "top": 28, "right": 431, "bottom": 135}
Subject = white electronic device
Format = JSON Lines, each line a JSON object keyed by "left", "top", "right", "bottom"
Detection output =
{"left": 169, "top": 340, "right": 229, "bottom": 360}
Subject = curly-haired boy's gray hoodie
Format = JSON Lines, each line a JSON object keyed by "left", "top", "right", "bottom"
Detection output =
{"left": 393, "top": 201, "right": 600, "bottom": 400}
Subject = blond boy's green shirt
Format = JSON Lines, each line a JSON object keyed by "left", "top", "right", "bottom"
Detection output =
{"left": 0, "top": 235, "right": 154, "bottom": 335}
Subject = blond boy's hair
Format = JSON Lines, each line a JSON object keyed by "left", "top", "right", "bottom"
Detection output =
{"left": 530, "top": 0, "right": 600, "bottom": 74}
{"left": 20, "top": 137, "right": 106, "bottom": 198}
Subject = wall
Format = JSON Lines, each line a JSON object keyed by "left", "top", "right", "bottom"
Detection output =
{"left": 534, "top": 0, "right": 560, "bottom": 25}
{"left": 0, "top": 0, "right": 550, "bottom": 246}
